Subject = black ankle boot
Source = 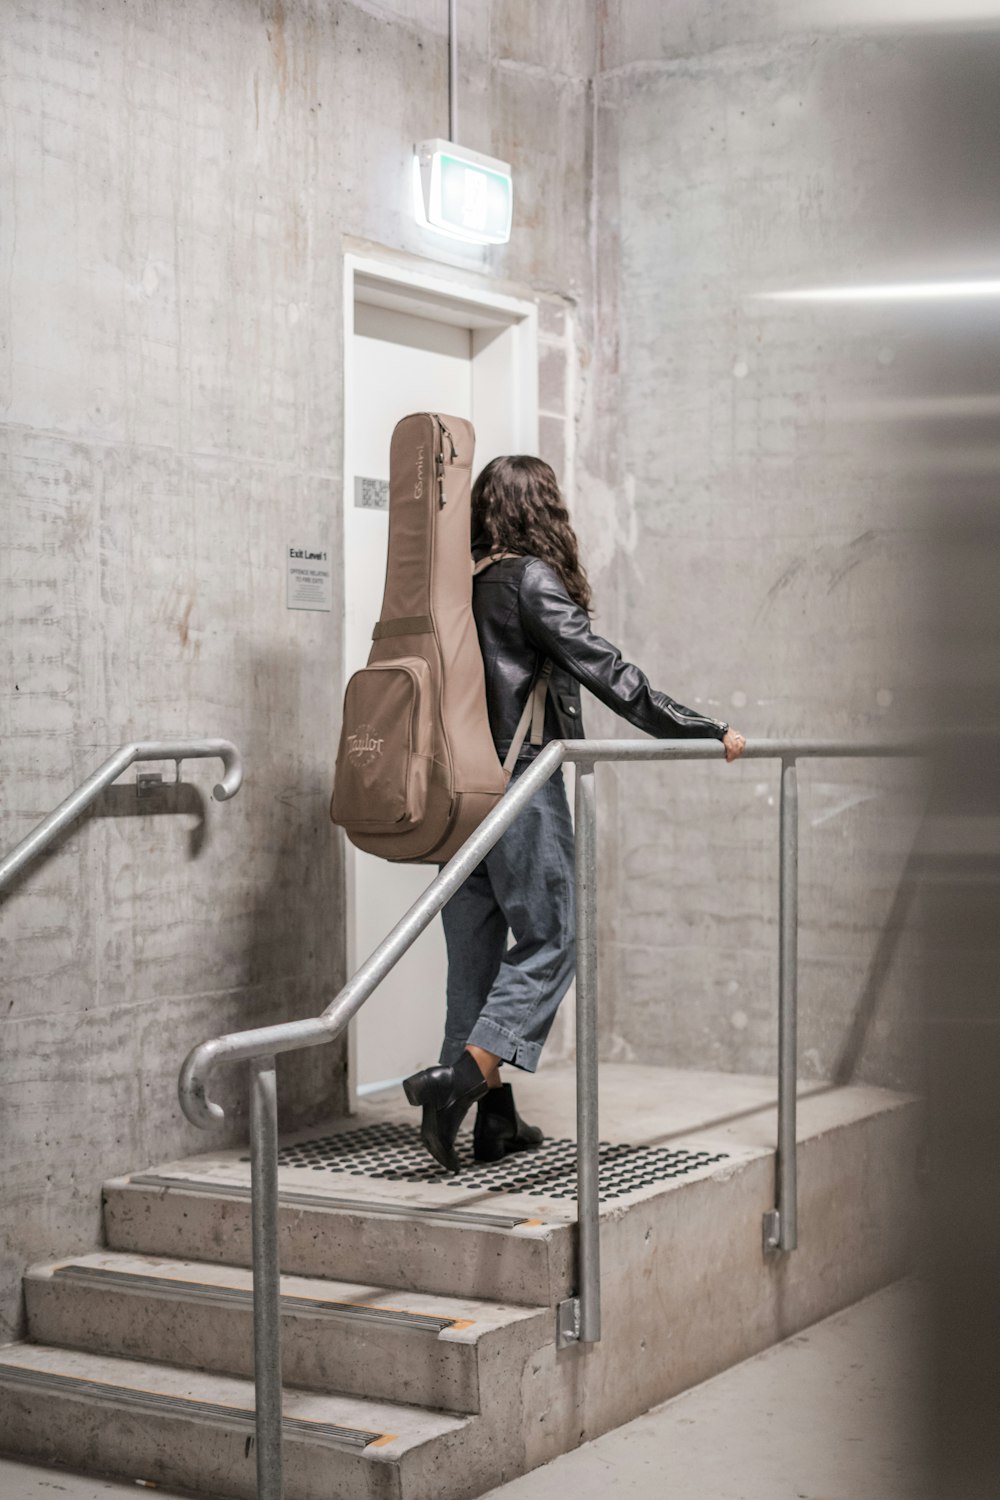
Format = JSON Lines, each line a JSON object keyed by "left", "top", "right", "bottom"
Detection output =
{"left": 473, "top": 1083, "right": 544, "bottom": 1163}
{"left": 402, "top": 1051, "right": 489, "bottom": 1173}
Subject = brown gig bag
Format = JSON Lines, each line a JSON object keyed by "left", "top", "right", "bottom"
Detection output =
{"left": 330, "top": 412, "right": 509, "bottom": 864}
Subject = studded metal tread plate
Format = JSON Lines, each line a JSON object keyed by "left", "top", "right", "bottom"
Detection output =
{"left": 273, "top": 1121, "right": 728, "bottom": 1200}
{"left": 50, "top": 1265, "right": 458, "bottom": 1333}
{"left": 0, "top": 1364, "right": 383, "bottom": 1448}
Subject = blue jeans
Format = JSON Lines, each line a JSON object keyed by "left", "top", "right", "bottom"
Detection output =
{"left": 439, "top": 756, "right": 576, "bottom": 1072}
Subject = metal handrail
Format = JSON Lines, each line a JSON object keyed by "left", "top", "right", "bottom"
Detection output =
{"left": 178, "top": 734, "right": 923, "bottom": 1500}
{"left": 0, "top": 739, "right": 244, "bottom": 893}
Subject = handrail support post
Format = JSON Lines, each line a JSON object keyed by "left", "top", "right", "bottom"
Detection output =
{"left": 767, "top": 756, "right": 799, "bottom": 1253}
{"left": 573, "top": 760, "right": 601, "bottom": 1343}
{"left": 250, "top": 1055, "right": 283, "bottom": 1499}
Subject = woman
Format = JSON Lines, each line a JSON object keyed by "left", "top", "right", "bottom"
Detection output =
{"left": 403, "top": 456, "right": 746, "bottom": 1172}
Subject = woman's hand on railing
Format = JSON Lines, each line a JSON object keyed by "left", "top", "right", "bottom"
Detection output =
{"left": 723, "top": 729, "right": 747, "bottom": 762}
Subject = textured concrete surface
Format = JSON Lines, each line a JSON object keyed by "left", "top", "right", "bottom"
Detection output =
{"left": 2, "top": 0, "right": 938, "bottom": 1377}
{"left": 99, "top": 1064, "right": 915, "bottom": 1303}
{"left": 24, "top": 1250, "right": 551, "bottom": 1412}
{"left": 101, "top": 1173, "right": 574, "bottom": 1306}
{"left": 0, "top": 1280, "right": 927, "bottom": 1500}
{"left": 0, "top": 1065, "right": 921, "bottom": 1497}
{"left": 0, "top": 1341, "right": 479, "bottom": 1500}
{"left": 0, "top": 1062, "right": 923, "bottom": 1494}
{"left": 585, "top": 11, "right": 931, "bottom": 1093}
{"left": 0, "top": 0, "right": 594, "bottom": 1345}
{"left": 50, "top": 1066, "right": 920, "bottom": 1484}
{"left": 485, "top": 1279, "right": 928, "bottom": 1500}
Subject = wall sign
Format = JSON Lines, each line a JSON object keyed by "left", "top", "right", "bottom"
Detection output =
{"left": 414, "top": 138, "right": 514, "bottom": 246}
{"left": 287, "top": 544, "right": 332, "bottom": 611}
{"left": 354, "top": 476, "right": 389, "bottom": 511}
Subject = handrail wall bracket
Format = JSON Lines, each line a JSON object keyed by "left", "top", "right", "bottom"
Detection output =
{"left": 0, "top": 738, "right": 244, "bottom": 894}
{"left": 556, "top": 1296, "right": 582, "bottom": 1349}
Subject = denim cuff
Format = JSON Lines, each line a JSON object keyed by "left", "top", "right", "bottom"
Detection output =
{"left": 466, "top": 1016, "right": 543, "bottom": 1073}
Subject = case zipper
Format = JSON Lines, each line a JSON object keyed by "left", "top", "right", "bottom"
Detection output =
{"left": 434, "top": 416, "right": 457, "bottom": 508}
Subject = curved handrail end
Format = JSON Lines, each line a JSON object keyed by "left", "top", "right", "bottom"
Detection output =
{"left": 212, "top": 743, "right": 244, "bottom": 802}
{"left": 179, "top": 1041, "right": 227, "bottom": 1129}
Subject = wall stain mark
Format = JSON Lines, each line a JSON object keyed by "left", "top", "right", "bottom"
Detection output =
{"left": 178, "top": 599, "right": 194, "bottom": 651}
{"left": 752, "top": 555, "right": 806, "bottom": 625}
{"left": 826, "top": 555, "right": 863, "bottom": 593}
{"left": 264, "top": 0, "right": 288, "bottom": 99}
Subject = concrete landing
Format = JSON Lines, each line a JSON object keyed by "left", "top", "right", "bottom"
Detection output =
{"left": 110, "top": 1062, "right": 913, "bottom": 1221}
{"left": 357, "top": 1061, "right": 895, "bottom": 1151}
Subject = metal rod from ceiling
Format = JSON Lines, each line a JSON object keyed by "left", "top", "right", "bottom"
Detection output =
{"left": 449, "top": 0, "right": 458, "bottom": 142}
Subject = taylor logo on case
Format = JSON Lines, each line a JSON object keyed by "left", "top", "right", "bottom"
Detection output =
{"left": 346, "top": 725, "right": 385, "bottom": 765}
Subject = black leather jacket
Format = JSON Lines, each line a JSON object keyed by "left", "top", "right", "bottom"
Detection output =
{"left": 472, "top": 554, "right": 729, "bottom": 756}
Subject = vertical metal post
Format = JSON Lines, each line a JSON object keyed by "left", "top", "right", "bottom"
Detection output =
{"left": 250, "top": 1056, "right": 283, "bottom": 1498}
{"left": 575, "top": 764, "right": 601, "bottom": 1342}
{"left": 772, "top": 758, "right": 799, "bottom": 1251}
{"left": 448, "top": 0, "right": 458, "bottom": 142}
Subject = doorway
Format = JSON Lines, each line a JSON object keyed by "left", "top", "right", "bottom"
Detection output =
{"left": 343, "top": 254, "right": 538, "bottom": 1098}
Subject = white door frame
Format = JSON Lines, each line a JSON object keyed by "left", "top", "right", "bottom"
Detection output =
{"left": 341, "top": 250, "right": 539, "bottom": 1108}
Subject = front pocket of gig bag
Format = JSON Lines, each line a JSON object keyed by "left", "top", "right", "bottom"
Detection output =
{"left": 331, "top": 657, "right": 433, "bottom": 830}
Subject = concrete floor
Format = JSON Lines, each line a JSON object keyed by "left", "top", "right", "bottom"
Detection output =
{"left": 0, "top": 1280, "right": 926, "bottom": 1500}
{"left": 482, "top": 1279, "right": 928, "bottom": 1500}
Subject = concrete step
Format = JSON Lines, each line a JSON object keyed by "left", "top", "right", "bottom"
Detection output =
{"left": 36, "top": 1066, "right": 921, "bottom": 1498}
{"left": 101, "top": 1113, "right": 740, "bottom": 1307}
{"left": 0, "top": 1341, "right": 503, "bottom": 1500}
{"left": 95, "top": 1073, "right": 924, "bottom": 1476}
{"left": 24, "top": 1251, "right": 551, "bottom": 1415}
{"left": 102, "top": 1169, "right": 576, "bottom": 1306}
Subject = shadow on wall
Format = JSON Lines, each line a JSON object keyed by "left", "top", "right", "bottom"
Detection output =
{"left": 0, "top": 783, "right": 211, "bottom": 905}
{"left": 831, "top": 845, "right": 923, "bottom": 1087}
{"left": 236, "top": 640, "right": 346, "bottom": 1135}
{"left": 0, "top": 651, "right": 345, "bottom": 1145}
{"left": 92, "top": 782, "right": 210, "bottom": 858}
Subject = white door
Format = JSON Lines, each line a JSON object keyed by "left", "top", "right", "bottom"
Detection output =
{"left": 344, "top": 272, "right": 537, "bottom": 1095}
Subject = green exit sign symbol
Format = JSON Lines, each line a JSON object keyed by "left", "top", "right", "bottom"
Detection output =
{"left": 414, "top": 139, "right": 513, "bottom": 246}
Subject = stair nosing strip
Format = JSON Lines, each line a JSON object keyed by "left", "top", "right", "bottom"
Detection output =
{"left": 0, "top": 1363, "right": 386, "bottom": 1449}
{"left": 49, "top": 1265, "right": 460, "bottom": 1333}
{"left": 124, "top": 1173, "right": 537, "bottom": 1229}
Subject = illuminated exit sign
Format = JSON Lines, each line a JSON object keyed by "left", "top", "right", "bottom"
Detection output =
{"left": 414, "top": 138, "right": 513, "bottom": 246}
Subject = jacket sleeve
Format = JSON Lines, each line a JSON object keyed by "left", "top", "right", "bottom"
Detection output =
{"left": 518, "top": 560, "right": 729, "bottom": 741}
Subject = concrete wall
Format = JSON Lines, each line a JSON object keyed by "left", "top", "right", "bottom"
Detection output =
{"left": 1, "top": 0, "right": 943, "bottom": 1346}
{"left": 0, "top": 0, "right": 595, "bottom": 1342}
{"left": 583, "top": 6, "right": 930, "bottom": 1088}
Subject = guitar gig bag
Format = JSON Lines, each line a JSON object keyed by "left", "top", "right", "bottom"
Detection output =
{"left": 330, "top": 412, "right": 509, "bottom": 863}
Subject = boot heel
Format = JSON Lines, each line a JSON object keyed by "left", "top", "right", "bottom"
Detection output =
{"left": 402, "top": 1073, "right": 426, "bottom": 1107}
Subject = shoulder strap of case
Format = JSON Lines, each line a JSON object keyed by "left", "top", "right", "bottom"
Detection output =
{"left": 502, "top": 660, "right": 552, "bottom": 774}
{"left": 472, "top": 551, "right": 519, "bottom": 575}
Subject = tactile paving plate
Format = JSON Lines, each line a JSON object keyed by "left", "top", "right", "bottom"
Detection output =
{"left": 274, "top": 1121, "right": 727, "bottom": 1200}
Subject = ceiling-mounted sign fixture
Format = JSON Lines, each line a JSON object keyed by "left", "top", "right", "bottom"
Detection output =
{"left": 413, "top": 138, "right": 513, "bottom": 246}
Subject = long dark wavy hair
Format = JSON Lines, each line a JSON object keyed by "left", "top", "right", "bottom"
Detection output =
{"left": 471, "top": 456, "right": 593, "bottom": 613}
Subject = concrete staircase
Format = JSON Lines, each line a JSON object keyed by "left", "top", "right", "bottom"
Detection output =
{"left": 0, "top": 1064, "right": 923, "bottom": 1499}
